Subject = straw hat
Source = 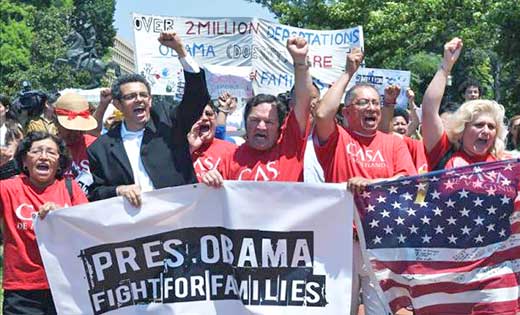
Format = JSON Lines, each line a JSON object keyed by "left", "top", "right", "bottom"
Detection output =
{"left": 54, "top": 93, "right": 97, "bottom": 131}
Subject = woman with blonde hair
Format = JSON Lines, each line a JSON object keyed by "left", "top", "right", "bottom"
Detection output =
{"left": 421, "top": 37, "right": 508, "bottom": 170}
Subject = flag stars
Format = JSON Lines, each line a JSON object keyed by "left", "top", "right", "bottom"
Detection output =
{"left": 501, "top": 178, "right": 511, "bottom": 186}
{"left": 394, "top": 217, "right": 405, "bottom": 225}
{"left": 434, "top": 225, "right": 444, "bottom": 234}
{"left": 473, "top": 180, "right": 483, "bottom": 188}
{"left": 486, "top": 187, "right": 496, "bottom": 196}
{"left": 430, "top": 190, "right": 441, "bottom": 200}
{"left": 373, "top": 236, "right": 382, "bottom": 244}
{"left": 418, "top": 201, "right": 428, "bottom": 208}
{"left": 369, "top": 219, "right": 380, "bottom": 228}
{"left": 447, "top": 234, "right": 458, "bottom": 244}
{"left": 447, "top": 216, "right": 457, "bottom": 225}
{"left": 392, "top": 201, "right": 401, "bottom": 209}
{"left": 402, "top": 192, "right": 413, "bottom": 201}
{"left": 397, "top": 234, "right": 407, "bottom": 243}
{"left": 473, "top": 166, "right": 482, "bottom": 173}
{"left": 367, "top": 204, "right": 376, "bottom": 212}
{"left": 459, "top": 208, "right": 470, "bottom": 217}
{"left": 473, "top": 197, "right": 484, "bottom": 207}
{"left": 444, "top": 180, "right": 455, "bottom": 189}
{"left": 416, "top": 182, "right": 428, "bottom": 191}
{"left": 430, "top": 176, "right": 439, "bottom": 182}
{"left": 458, "top": 189, "right": 469, "bottom": 198}
{"left": 432, "top": 207, "right": 443, "bottom": 216}
{"left": 407, "top": 208, "right": 417, "bottom": 216}
{"left": 408, "top": 225, "right": 419, "bottom": 234}
{"left": 501, "top": 196, "right": 511, "bottom": 204}
{"left": 499, "top": 229, "right": 507, "bottom": 237}
{"left": 504, "top": 164, "right": 514, "bottom": 171}
{"left": 486, "top": 206, "right": 497, "bottom": 215}
{"left": 421, "top": 234, "right": 432, "bottom": 243}
{"left": 445, "top": 199, "right": 456, "bottom": 208}
{"left": 474, "top": 216, "right": 484, "bottom": 225}
{"left": 474, "top": 234, "right": 484, "bottom": 243}
{"left": 377, "top": 195, "right": 387, "bottom": 203}
{"left": 486, "top": 224, "right": 495, "bottom": 232}
{"left": 461, "top": 226, "right": 471, "bottom": 235}
{"left": 388, "top": 186, "right": 398, "bottom": 194}
{"left": 383, "top": 225, "right": 393, "bottom": 234}
{"left": 380, "top": 209, "right": 391, "bottom": 218}
{"left": 420, "top": 216, "right": 431, "bottom": 225}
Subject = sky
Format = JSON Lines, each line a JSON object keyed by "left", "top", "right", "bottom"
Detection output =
{"left": 114, "top": 0, "right": 277, "bottom": 44}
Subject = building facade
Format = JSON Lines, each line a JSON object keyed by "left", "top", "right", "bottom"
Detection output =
{"left": 111, "top": 36, "right": 135, "bottom": 75}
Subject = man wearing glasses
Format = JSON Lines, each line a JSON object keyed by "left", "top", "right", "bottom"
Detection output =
{"left": 87, "top": 31, "right": 209, "bottom": 207}
{"left": 313, "top": 48, "right": 417, "bottom": 315}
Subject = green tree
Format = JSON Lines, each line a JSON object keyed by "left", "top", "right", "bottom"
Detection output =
{"left": 251, "top": 0, "right": 520, "bottom": 114}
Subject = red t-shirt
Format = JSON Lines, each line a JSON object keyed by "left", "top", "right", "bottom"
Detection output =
{"left": 218, "top": 111, "right": 309, "bottom": 181}
{"left": 192, "top": 138, "right": 237, "bottom": 182}
{"left": 65, "top": 133, "right": 97, "bottom": 191}
{"left": 402, "top": 136, "right": 428, "bottom": 173}
{"left": 315, "top": 125, "right": 417, "bottom": 183}
{"left": 426, "top": 132, "right": 496, "bottom": 171}
{"left": 0, "top": 175, "right": 88, "bottom": 290}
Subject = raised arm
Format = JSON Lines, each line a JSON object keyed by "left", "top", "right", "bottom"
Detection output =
{"left": 378, "top": 85, "right": 400, "bottom": 133}
{"left": 286, "top": 37, "right": 312, "bottom": 135}
{"left": 90, "top": 88, "right": 112, "bottom": 136}
{"left": 422, "top": 37, "right": 462, "bottom": 152}
{"left": 406, "top": 88, "right": 420, "bottom": 137}
{"left": 315, "top": 48, "right": 364, "bottom": 142}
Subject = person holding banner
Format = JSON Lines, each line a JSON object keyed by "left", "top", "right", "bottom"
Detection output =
{"left": 202, "top": 36, "right": 313, "bottom": 185}
{"left": 421, "top": 38, "right": 508, "bottom": 170}
{"left": 188, "top": 92, "right": 237, "bottom": 182}
{"left": 313, "top": 48, "right": 417, "bottom": 315}
{"left": 0, "top": 131, "right": 88, "bottom": 315}
{"left": 87, "top": 31, "right": 210, "bottom": 206}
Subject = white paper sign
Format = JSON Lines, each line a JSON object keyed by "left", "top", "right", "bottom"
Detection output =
{"left": 36, "top": 181, "right": 353, "bottom": 315}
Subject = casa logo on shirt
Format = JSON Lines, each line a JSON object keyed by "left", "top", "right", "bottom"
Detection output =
{"left": 345, "top": 143, "right": 387, "bottom": 167}
{"left": 238, "top": 161, "right": 279, "bottom": 181}
{"left": 194, "top": 157, "right": 222, "bottom": 174}
{"left": 14, "top": 203, "right": 37, "bottom": 230}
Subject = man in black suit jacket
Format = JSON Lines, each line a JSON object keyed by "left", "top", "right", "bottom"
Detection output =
{"left": 87, "top": 31, "right": 209, "bottom": 206}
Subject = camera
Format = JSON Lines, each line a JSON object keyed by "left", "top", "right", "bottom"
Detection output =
{"left": 12, "top": 81, "right": 47, "bottom": 117}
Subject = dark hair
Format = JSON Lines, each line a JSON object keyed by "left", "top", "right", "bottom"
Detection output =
{"left": 243, "top": 94, "right": 286, "bottom": 130}
{"left": 393, "top": 107, "right": 409, "bottom": 123}
{"left": 439, "top": 101, "right": 461, "bottom": 116}
{"left": 0, "top": 94, "right": 19, "bottom": 122}
{"left": 15, "top": 131, "right": 71, "bottom": 180}
{"left": 459, "top": 79, "right": 483, "bottom": 97}
{"left": 111, "top": 74, "right": 151, "bottom": 100}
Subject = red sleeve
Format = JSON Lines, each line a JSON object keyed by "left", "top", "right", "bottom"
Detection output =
{"left": 314, "top": 124, "right": 340, "bottom": 174}
{"left": 426, "top": 132, "right": 452, "bottom": 171}
{"left": 71, "top": 180, "right": 89, "bottom": 206}
{"left": 278, "top": 110, "right": 310, "bottom": 155}
{"left": 392, "top": 135, "right": 418, "bottom": 177}
{"left": 404, "top": 137, "right": 428, "bottom": 173}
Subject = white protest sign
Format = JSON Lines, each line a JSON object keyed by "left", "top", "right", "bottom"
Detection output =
{"left": 36, "top": 182, "right": 353, "bottom": 315}
{"left": 349, "top": 67, "right": 412, "bottom": 107}
{"left": 132, "top": 14, "right": 363, "bottom": 98}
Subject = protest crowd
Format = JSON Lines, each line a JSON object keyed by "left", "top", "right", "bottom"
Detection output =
{"left": 0, "top": 27, "right": 519, "bottom": 315}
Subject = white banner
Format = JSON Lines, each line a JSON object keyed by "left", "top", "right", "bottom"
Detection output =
{"left": 36, "top": 182, "right": 353, "bottom": 315}
{"left": 349, "top": 68, "right": 412, "bottom": 107}
{"left": 132, "top": 14, "right": 363, "bottom": 98}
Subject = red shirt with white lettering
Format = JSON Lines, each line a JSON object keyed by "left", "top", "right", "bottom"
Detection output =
{"left": 402, "top": 136, "right": 428, "bottom": 173}
{"left": 192, "top": 138, "right": 237, "bottom": 182}
{"left": 218, "top": 111, "right": 309, "bottom": 181}
{"left": 0, "top": 175, "right": 88, "bottom": 290}
{"left": 427, "top": 132, "right": 496, "bottom": 170}
{"left": 65, "top": 133, "right": 97, "bottom": 191}
{"left": 315, "top": 125, "right": 417, "bottom": 183}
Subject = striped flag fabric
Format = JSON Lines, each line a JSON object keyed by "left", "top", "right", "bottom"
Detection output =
{"left": 355, "top": 159, "right": 520, "bottom": 315}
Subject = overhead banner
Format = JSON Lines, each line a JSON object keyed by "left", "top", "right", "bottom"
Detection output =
{"left": 36, "top": 182, "right": 353, "bottom": 315}
{"left": 132, "top": 14, "right": 363, "bottom": 97}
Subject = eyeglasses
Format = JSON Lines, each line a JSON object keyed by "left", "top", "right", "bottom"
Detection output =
{"left": 352, "top": 98, "right": 381, "bottom": 108}
{"left": 28, "top": 147, "right": 59, "bottom": 158}
{"left": 120, "top": 92, "right": 151, "bottom": 101}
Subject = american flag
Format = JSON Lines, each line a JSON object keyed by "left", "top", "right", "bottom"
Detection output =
{"left": 355, "top": 159, "right": 520, "bottom": 315}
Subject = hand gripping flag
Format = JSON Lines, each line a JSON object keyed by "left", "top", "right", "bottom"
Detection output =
{"left": 355, "top": 159, "right": 520, "bottom": 315}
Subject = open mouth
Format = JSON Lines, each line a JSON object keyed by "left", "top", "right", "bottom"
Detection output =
{"left": 200, "top": 125, "right": 210, "bottom": 133}
{"left": 35, "top": 163, "right": 50, "bottom": 172}
{"left": 133, "top": 107, "right": 146, "bottom": 115}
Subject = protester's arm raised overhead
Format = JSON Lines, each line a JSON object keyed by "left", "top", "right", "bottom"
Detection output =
{"left": 315, "top": 48, "right": 364, "bottom": 143}
{"left": 286, "top": 36, "right": 313, "bottom": 135}
{"left": 421, "top": 37, "right": 463, "bottom": 152}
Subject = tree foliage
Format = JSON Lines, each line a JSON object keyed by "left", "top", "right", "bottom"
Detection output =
{"left": 251, "top": 0, "right": 520, "bottom": 116}
{"left": 0, "top": 0, "right": 115, "bottom": 98}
